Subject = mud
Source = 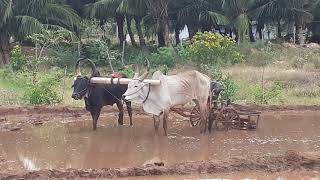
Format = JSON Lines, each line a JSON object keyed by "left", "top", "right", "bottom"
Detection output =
{"left": 2, "top": 104, "right": 320, "bottom": 116}
{"left": 0, "top": 105, "right": 320, "bottom": 179}
{"left": 1, "top": 151, "right": 320, "bottom": 179}
{"left": 106, "top": 171, "right": 320, "bottom": 180}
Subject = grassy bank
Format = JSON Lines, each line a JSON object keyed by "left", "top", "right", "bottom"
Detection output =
{"left": 226, "top": 65, "right": 320, "bottom": 105}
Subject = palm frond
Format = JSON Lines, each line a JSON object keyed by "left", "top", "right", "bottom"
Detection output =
{"left": 15, "top": 15, "right": 43, "bottom": 36}
{"left": 199, "top": 11, "right": 229, "bottom": 26}
{"left": 85, "top": 0, "right": 121, "bottom": 18}
{"left": 44, "top": 3, "right": 80, "bottom": 30}
{"left": 233, "top": 13, "right": 249, "bottom": 36}
{"left": 0, "top": 0, "right": 13, "bottom": 26}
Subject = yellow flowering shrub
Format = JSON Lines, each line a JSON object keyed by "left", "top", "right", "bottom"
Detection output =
{"left": 188, "top": 32, "right": 244, "bottom": 65}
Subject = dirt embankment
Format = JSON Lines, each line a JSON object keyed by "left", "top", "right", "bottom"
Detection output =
{"left": 1, "top": 151, "right": 319, "bottom": 180}
{"left": 0, "top": 105, "right": 147, "bottom": 116}
{"left": 1, "top": 104, "right": 320, "bottom": 116}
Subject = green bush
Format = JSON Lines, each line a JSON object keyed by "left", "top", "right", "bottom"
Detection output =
{"left": 199, "top": 64, "right": 223, "bottom": 79}
{"left": 119, "top": 68, "right": 135, "bottom": 78}
{"left": 11, "top": 45, "right": 27, "bottom": 71}
{"left": 187, "top": 32, "right": 244, "bottom": 66}
{"left": 199, "top": 64, "right": 237, "bottom": 101}
{"left": 51, "top": 45, "right": 79, "bottom": 67}
{"left": 83, "top": 40, "right": 121, "bottom": 68}
{"left": 220, "top": 76, "right": 238, "bottom": 101}
{"left": 252, "top": 82, "right": 283, "bottom": 104}
{"left": 123, "top": 46, "right": 151, "bottom": 65}
{"left": 150, "top": 47, "right": 177, "bottom": 68}
{"left": 24, "top": 75, "right": 62, "bottom": 105}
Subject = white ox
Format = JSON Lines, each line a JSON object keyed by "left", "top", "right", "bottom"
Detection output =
{"left": 123, "top": 67, "right": 211, "bottom": 135}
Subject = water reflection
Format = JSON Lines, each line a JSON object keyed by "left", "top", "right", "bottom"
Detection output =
{"left": 0, "top": 111, "right": 320, "bottom": 174}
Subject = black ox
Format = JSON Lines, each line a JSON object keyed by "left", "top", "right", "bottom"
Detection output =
{"left": 71, "top": 58, "right": 132, "bottom": 130}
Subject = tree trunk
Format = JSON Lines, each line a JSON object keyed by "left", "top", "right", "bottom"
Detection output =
{"left": 187, "top": 23, "right": 198, "bottom": 40}
{"left": 277, "top": 20, "right": 282, "bottom": 38}
{"left": 164, "top": 19, "right": 170, "bottom": 47}
{"left": 126, "top": 16, "right": 137, "bottom": 47}
{"left": 175, "top": 26, "right": 180, "bottom": 46}
{"left": 296, "top": 23, "right": 305, "bottom": 45}
{"left": 257, "top": 21, "right": 264, "bottom": 39}
{"left": 201, "top": 23, "right": 211, "bottom": 32}
{"left": 134, "top": 16, "right": 146, "bottom": 47}
{"left": 234, "top": 29, "right": 239, "bottom": 43}
{"left": 0, "top": 32, "right": 10, "bottom": 66}
{"left": 229, "top": 29, "right": 233, "bottom": 38}
{"left": 116, "top": 15, "right": 125, "bottom": 47}
{"left": 249, "top": 22, "right": 255, "bottom": 42}
{"left": 157, "top": 28, "right": 166, "bottom": 47}
{"left": 217, "top": 26, "right": 224, "bottom": 36}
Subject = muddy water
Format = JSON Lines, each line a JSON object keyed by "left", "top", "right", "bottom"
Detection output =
{"left": 102, "top": 171, "right": 320, "bottom": 180}
{"left": 0, "top": 111, "right": 320, "bottom": 174}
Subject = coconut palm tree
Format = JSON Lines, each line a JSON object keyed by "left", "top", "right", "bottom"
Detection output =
{"left": 174, "top": 0, "right": 259, "bottom": 42}
{"left": 0, "top": 0, "right": 80, "bottom": 66}
{"left": 86, "top": 0, "right": 126, "bottom": 46}
{"left": 118, "top": 0, "right": 147, "bottom": 47}
{"left": 257, "top": 0, "right": 319, "bottom": 44}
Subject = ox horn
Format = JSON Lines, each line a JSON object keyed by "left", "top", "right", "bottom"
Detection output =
{"left": 133, "top": 64, "right": 139, "bottom": 79}
{"left": 138, "top": 58, "right": 150, "bottom": 81}
{"left": 75, "top": 58, "right": 86, "bottom": 76}
{"left": 85, "top": 59, "right": 100, "bottom": 77}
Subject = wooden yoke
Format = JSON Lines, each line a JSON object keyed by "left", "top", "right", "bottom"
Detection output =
{"left": 90, "top": 77, "right": 161, "bottom": 86}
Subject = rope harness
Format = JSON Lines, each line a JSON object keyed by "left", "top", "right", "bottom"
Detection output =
{"left": 122, "top": 80, "right": 151, "bottom": 103}
{"left": 143, "top": 83, "right": 151, "bottom": 103}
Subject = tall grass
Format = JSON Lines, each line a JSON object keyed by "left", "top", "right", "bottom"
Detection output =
{"left": 226, "top": 65, "right": 320, "bottom": 105}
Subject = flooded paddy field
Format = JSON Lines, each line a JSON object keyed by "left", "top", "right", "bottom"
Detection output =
{"left": 0, "top": 106, "right": 320, "bottom": 179}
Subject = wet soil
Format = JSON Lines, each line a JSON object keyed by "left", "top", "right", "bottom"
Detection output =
{"left": 106, "top": 171, "right": 320, "bottom": 180}
{"left": 2, "top": 104, "right": 320, "bottom": 116}
{"left": 0, "top": 105, "right": 320, "bottom": 179}
{"left": 1, "top": 151, "right": 320, "bottom": 179}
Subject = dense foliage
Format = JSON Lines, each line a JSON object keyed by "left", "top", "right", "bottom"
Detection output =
{"left": 1, "top": 0, "right": 320, "bottom": 66}
{"left": 188, "top": 32, "right": 244, "bottom": 65}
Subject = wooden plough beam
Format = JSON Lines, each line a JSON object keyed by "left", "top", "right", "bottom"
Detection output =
{"left": 90, "top": 77, "right": 161, "bottom": 86}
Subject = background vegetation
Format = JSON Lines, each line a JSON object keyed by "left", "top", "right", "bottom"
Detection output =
{"left": 1, "top": 0, "right": 320, "bottom": 106}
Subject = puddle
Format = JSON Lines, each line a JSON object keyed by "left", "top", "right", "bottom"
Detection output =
{"left": 0, "top": 111, "right": 320, "bottom": 174}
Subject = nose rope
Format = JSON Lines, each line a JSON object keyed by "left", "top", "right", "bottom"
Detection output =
{"left": 72, "top": 76, "right": 89, "bottom": 96}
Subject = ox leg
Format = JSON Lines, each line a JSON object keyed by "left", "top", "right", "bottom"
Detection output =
{"left": 125, "top": 101, "right": 133, "bottom": 126}
{"left": 153, "top": 115, "right": 160, "bottom": 131}
{"left": 163, "top": 110, "right": 169, "bottom": 136}
{"left": 116, "top": 101, "right": 124, "bottom": 125}
{"left": 90, "top": 109, "right": 101, "bottom": 131}
{"left": 199, "top": 104, "right": 208, "bottom": 134}
{"left": 208, "top": 112, "right": 213, "bottom": 133}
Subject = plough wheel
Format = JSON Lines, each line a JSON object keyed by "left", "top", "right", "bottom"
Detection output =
{"left": 215, "top": 107, "right": 240, "bottom": 131}
{"left": 190, "top": 105, "right": 201, "bottom": 127}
